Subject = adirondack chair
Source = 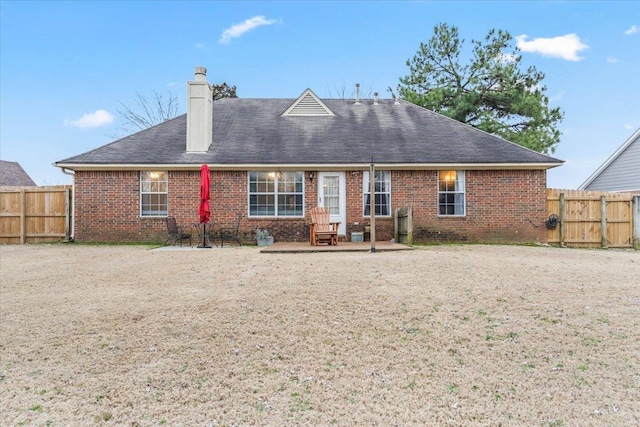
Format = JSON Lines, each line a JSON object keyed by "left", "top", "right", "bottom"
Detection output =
{"left": 165, "top": 217, "right": 192, "bottom": 247}
{"left": 308, "top": 207, "right": 339, "bottom": 246}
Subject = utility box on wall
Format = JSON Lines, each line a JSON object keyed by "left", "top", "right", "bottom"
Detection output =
{"left": 351, "top": 232, "right": 364, "bottom": 242}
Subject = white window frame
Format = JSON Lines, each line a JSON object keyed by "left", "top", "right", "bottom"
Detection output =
{"left": 438, "top": 170, "right": 466, "bottom": 216}
{"left": 363, "top": 170, "right": 391, "bottom": 217}
{"left": 248, "top": 171, "right": 304, "bottom": 217}
{"left": 140, "top": 171, "right": 168, "bottom": 217}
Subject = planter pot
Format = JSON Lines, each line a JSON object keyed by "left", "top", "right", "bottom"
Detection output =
{"left": 256, "top": 236, "right": 274, "bottom": 246}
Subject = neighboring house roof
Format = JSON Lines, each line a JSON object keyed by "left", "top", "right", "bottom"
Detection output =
{"left": 56, "top": 92, "right": 562, "bottom": 170}
{"left": 0, "top": 160, "right": 36, "bottom": 186}
{"left": 579, "top": 128, "right": 640, "bottom": 192}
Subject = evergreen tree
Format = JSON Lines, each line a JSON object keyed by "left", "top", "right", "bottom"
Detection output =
{"left": 399, "top": 23, "right": 563, "bottom": 153}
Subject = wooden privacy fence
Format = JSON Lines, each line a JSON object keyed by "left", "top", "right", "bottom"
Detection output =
{"left": 0, "top": 186, "right": 72, "bottom": 244}
{"left": 547, "top": 189, "right": 639, "bottom": 249}
{"left": 394, "top": 205, "right": 413, "bottom": 245}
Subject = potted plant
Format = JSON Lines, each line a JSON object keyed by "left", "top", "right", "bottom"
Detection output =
{"left": 255, "top": 228, "right": 274, "bottom": 246}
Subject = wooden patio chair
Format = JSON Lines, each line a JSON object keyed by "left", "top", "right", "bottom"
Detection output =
{"left": 308, "top": 207, "right": 339, "bottom": 246}
{"left": 164, "top": 217, "right": 192, "bottom": 247}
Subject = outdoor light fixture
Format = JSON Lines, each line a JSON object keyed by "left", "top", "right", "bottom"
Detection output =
{"left": 308, "top": 172, "right": 314, "bottom": 182}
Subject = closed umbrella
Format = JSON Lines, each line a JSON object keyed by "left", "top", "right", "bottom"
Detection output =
{"left": 198, "top": 164, "right": 211, "bottom": 248}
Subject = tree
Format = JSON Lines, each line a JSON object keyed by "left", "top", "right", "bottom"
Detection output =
{"left": 116, "top": 90, "right": 179, "bottom": 134}
{"left": 212, "top": 82, "right": 237, "bottom": 101}
{"left": 112, "top": 83, "right": 238, "bottom": 136}
{"left": 398, "top": 23, "right": 563, "bottom": 154}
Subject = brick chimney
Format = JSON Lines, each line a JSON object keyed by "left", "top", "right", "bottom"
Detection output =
{"left": 186, "top": 66, "right": 213, "bottom": 152}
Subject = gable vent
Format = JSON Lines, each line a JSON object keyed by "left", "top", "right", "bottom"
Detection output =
{"left": 281, "top": 88, "right": 335, "bottom": 117}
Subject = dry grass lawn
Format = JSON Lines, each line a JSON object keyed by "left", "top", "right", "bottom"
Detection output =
{"left": 1, "top": 244, "right": 639, "bottom": 426}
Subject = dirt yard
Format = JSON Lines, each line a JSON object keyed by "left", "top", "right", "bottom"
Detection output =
{"left": 1, "top": 244, "right": 639, "bottom": 426}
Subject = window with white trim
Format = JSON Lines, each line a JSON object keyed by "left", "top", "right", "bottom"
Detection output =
{"left": 363, "top": 171, "right": 391, "bottom": 216}
{"left": 248, "top": 171, "right": 304, "bottom": 217}
{"left": 140, "top": 171, "right": 168, "bottom": 217}
{"left": 438, "top": 170, "right": 465, "bottom": 216}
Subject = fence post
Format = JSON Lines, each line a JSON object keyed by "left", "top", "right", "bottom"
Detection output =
{"left": 559, "top": 192, "right": 565, "bottom": 247}
{"left": 394, "top": 207, "right": 399, "bottom": 243}
{"left": 601, "top": 195, "right": 607, "bottom": 248}
{"left": 20, "top": 190, "right": 26, "bottom": 244}
{"left": 406, "top": 205, "right": 413, "bottom": 245}
{"left": 634, "top": 195, "right": 640, "bottom": 250}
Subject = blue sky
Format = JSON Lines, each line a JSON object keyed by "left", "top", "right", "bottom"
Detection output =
{"left": 1, "top": 1, "right": 638, "bottom": 188}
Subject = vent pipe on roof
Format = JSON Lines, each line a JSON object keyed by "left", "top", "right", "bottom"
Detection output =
{"left": 355, "top": 83, "right": 361, "bottom": 105}
{"left": 373, "top": 92, "right": 379, "bottom": 105}
{"left": 394, "top": 86, "right": 400, "bottom": 105}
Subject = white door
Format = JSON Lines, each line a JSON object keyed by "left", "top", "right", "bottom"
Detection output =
{"left": 318, "top": 172, "right": 346, "bottom": 235}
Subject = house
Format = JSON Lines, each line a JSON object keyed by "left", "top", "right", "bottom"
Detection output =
{"left": 54, "top": 67, "right": 563, "bottom": 244}
{"left": 579, "top": 128, "right": 640, "bottom": 194}
{"left": 0, "top": 160, "right": 36, "bottom": 187}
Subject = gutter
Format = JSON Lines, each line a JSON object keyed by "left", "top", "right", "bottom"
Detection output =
{"left": 52, "top": 162, "right": 564, "bottom": 171}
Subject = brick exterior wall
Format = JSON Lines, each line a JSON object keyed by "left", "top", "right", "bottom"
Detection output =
{"left": 73, "top": 168, "right": 548, "bottom": 244}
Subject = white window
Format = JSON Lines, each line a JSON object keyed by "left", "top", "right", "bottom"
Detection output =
{"left": 363, "top": 171, "right": 391, "bottom": 216}
{"left": 438, "top": 170, "right": 465, "bottom": 216}
{"left": 248, "top": 171, "right": 304, "bottom": 217}
{"left": 140, "top": 171, "right": 168, "bottom": 217}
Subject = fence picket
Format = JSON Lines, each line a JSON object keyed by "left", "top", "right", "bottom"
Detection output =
{"left": 0, "top": 186, "right": 72, "bottom": 244}
{"left": 547, "top": 188, "right": 636, "bottom": 248}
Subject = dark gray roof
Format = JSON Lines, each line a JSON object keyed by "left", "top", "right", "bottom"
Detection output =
{"left": 0, "top": 160, "right": 36, "bottom": 186}
{"left": 56, "top": 97, "right": 562, "bottom": 167}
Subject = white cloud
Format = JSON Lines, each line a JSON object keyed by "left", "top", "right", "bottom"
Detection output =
{"left": 624, "top": 25, "right": 638, "bottom": 35}
{"left": 195, "top": 43, "right": 205, "bottom": 49}
{"left": 549, "top": 91, "right": 565, "bottom": 103}
{"left": 625, "top": 124, "right": 634, "bottom": 130}
{"left": 64, "top": 110, "right": 114, "bottom": 129}
{"left": 219, "top": 15, "right": 278, "bottom": 45}
{"left": 606, "top": 56, "right": 620, "bottom": 63}
{"left": 515, "top": 33, "right": 589, "bottom": 61}
{"left": 497, "top": 53, "right": 517, "bottom": 63}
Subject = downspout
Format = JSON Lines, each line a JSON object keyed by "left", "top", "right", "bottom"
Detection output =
{"left": 60, "top": 167, "right": 75, "bottom": 242}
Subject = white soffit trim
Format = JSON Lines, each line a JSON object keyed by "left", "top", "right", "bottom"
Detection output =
{"left": 53, "top": 162, "right": 561, "bottom": 171}
{"left": 281, "top": 88, "right": 335, "bottom": 117}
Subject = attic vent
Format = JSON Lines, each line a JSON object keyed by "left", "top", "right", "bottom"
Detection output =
{"left": 281, "top": 88, "right": 335, "bottom": 117}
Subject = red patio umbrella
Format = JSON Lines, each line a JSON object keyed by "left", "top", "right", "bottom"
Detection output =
{"left": 197, "top": 164, "right": 211, "bottom": 248}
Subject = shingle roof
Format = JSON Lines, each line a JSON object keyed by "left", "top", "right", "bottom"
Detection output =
{"left": 0, "top": 160, "right": 37, "bottom": 186}
{"left": 56, "top": 97, "right": 562, "bottom": 168}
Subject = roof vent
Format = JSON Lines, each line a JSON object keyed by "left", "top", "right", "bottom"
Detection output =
{"left": 373, "top": 92, "right": 379, "bottom": 105}
{"left": 281, "top": 88, "right": 335, "bottom": 117}
{"left": 355, "top": 83, "right": 361, "bottom": 105}
{"left": 394, "top": 86, "right": 400, "bottom": 105}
